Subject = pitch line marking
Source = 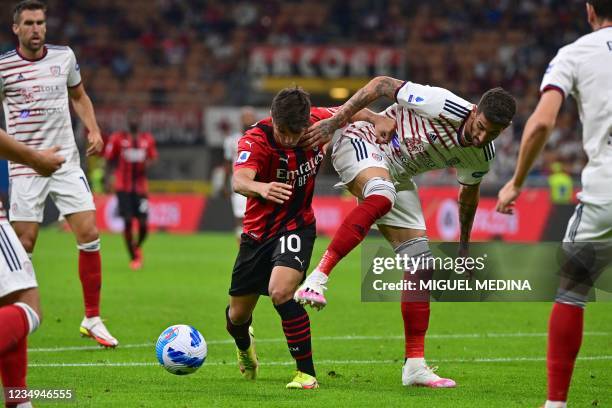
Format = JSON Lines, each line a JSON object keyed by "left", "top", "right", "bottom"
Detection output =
{"left": 29, "top": 355, "right": 612, "bottom": 368}
{"left": 29, "top": 332, "right": 611, "bottom": 354}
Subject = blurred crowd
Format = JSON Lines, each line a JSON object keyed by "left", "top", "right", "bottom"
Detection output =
{"left": 0, "top": 0, "right": 589, "bottom": 182}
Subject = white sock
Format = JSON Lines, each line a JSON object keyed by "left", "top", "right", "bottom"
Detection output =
{"left": 544, "top": 401, "right": 567, "bottom": 408}
{"left": 15, "top": 302, "right": 40, "bottom": 334}
{"left": 404, "top": 357, "right": 425, "bottom": 369}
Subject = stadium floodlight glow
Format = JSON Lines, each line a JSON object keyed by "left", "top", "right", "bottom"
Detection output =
{"left": 330, "top": 87, "right": 350, "bottom": 99}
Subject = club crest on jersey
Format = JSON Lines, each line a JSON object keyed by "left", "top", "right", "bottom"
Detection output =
{"left": 236, "top": 151, "right": 251, "bottom": 164}
{"left": 50, "top": 65, "right": 61, "bottom": 76}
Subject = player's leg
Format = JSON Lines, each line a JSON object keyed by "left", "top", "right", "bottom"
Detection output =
{"left": 133, "top": 194, "right": 150, "bottom": 267}
{"left": 269, "top": 226, "right": 318, "bottom": 389}
{"left": 11, "top": 222, "right": 39, "bottom": 257}
{"left": 378, "top": 187, "right": 455, "bottom": 388}
{"left": 226, "top": 294, "right": 260, "bottom": 380}
{"left": 0, "top": 222, "right": 41, "bottom": 407}
{"left": 296, "top": 134, "right": 395, "bottom": 307}
{"left": 117, "top": 192, "right": 137, "bottom": 266}
{"left": 544, "top": 202, "right": 612, "bottom": 408}
{"left": 52, "top": 167, "right": 118, "bottom": 347}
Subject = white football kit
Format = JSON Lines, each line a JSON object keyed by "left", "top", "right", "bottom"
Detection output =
{"left": 0, "top": 45, "right": 95, "bottom": 222}
{"left": 223, "top": 132, "right": 247, "bottom": 218}
{"left": 333, "top": 81, "right": 495, "bottom": 229}
{"left": 541, "top": 27, "right": 612, "bottom": 242}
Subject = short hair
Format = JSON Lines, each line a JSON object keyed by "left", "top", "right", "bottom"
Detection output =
{"left": 270, "top": 86, "right": 311, "bottom": 134}
{"left": 587, "top": 0, "right": 612, "bottom": 20}
{"left": 13, "top": 0, "right": 47, "bottom": 24}
{"left": 477, "top": 87, "right": 516, "bottom": 127}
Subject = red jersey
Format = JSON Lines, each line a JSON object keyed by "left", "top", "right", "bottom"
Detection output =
{"left": 234, "top": 107, "right": 336, "bottom": 241}
{"left": 104, "top": 131, "right": 158, "bottom": 194}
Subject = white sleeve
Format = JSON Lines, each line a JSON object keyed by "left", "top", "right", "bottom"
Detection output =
{"left": 395, "top": 81, "right": 472, "bottom": 120}
{"left": 224, "top": 135, "right": 237, "bottom": 161}
{"left": 540, "top": 46, "right": 575, "bottom": 98}
{"left": 67, "top": 48, "right": 82, "bottom": 88}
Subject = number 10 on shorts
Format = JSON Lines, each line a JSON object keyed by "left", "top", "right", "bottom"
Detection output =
{"left": 280, "top": 234, "right": 301, "bottom": 253}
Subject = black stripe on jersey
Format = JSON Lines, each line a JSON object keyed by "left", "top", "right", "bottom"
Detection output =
{"left": 0, "top": 226, "right": 21, "bottom": 270}
{"left": 259, "top": 124, "right": 288, "bottom": 241}
{"left": 483, "top": 142, "right": 496, "bottom": 162}
{"left": 445, "top": 99, "right": 470, "bottom": 116}
{"left": 443, "top": 101, "right": 469, "bottom": 119}
{"left": 279, "top": 147, "right": 308, "bottom": 232}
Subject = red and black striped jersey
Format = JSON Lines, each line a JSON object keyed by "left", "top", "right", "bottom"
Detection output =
{"left": 104, "top": 131, "right": 158, "bottom": 194}
{"left": 234, "top": 107, "right": 335, "bottom": 241}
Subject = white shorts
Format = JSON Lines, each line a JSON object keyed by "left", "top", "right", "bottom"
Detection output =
{"left": 0, "top": 221, "right": 37, "bottom": 298}
{"left": 332, "top": 134, "right": 425, "bottom": 230}
{"left": 564, "top": 201, "right": 612, "bottom": 242}
{"left": 9, "top": 165, "right": 96, "bottom": 223}
{"left": 231, "top": 192, "right": 247, "bottom": 219}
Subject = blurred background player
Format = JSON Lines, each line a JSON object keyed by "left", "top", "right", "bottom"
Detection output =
{"left": 496, "top": 1, "right": 612, "bottom": 407}
{"left": 0, "top": 128, "right": 64, "bottom": 408}
{"left": 105, "top": 109, "right": 158, "bottom": 270}
{"left": 223, "top": 107, "right": 256, "bottom": 243}
{"left": 226, "top": 86, "right": 391, "bottom": 389}
{"left": 0, "top": 0, "right": 118, "bottom": 347}
{"left": 296, "top": 76, "right": 516, "bottom": 387}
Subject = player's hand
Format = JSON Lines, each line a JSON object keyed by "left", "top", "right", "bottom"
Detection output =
{"left": 373, "top": 115, "right": 396, "bottom": 143}
{"left": 496, "top": 180, "right": 521, "bottom": 215}
{"left": 86, "top": 130, "right": 104, "bottom": 156}
{"left": 31, "top": 146, "right": 65, "bottom": 177}
{"left": 258, "top": 182, "right": 292, "bottom": 204}
{"left": 300, "top": 118, "right": 339, "bottom": 150}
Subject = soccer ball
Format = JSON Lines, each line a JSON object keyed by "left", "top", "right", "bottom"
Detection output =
{"left": 156, "top": 325, "right": 207, "bottom": 375}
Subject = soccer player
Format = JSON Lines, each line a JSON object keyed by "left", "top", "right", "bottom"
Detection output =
{"left": 225, "top": 86, "right": 392, "bottom": 389}
{"left": 295, "top": 76, "right": 516, "bottom": 387}
{"left": 223, "top": 107, "right": 257, "bottom": 243}
{"left": 105, "top": 109, "right": 158, "bottom": 270}
{"left": 0, "top": 127, "right": 64, "bottom": 408}
{"left": 496, "top": 1, "right": 612, "bottom": 406}
{"left": 0, "top": 0, "right": 118, "bottom": 347}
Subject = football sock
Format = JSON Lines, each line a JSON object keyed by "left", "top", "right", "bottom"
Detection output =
{"left": 274, "top": 300, "right": 315, "bottom": 377}
{"left": 401, "top": 301, "right": 430, "bottom": 358}
{"left": 225, "top": 306, "right": 252, "bottom": 351}
{"left": 0, "top": 305, "right": 28, "bottom": 355}
{"left": 123, "top": 218, "right": 136, "bottom": 260}
{"left": 77, "top": 239, "right": 102, "bottom": 318}
{"left": 317, "top": 195, "right": 393, "bottom": 276}
{"left": 547, "top": 302, "right": 583, "bottom": 402}
{"left": 0, "top": 337, "right": 28, "bottom": 405}
{"left": 136, "top": 217, "right": 148, "bottom": 248}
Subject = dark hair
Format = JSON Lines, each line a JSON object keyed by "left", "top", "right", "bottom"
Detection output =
{"left": 270, "top": 86, "right": 311, "bottom": 134}
{"left": 477, "top": 87, "right": 516, "bottom": 127}
{"left": 13, "top": 0, "right": 47, "bottom": 23}
{"left": 587, "top": 0, "right": 612, "bottom": 20}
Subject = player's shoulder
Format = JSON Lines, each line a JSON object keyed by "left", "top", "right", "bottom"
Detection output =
{"left": 46, "top": 44, "right": 75, "bottom": 59}
{"left": 241, "top": 118, "right": 272, "bottom": 147}
{"left": 0, "top": 49, "right": 17, "bottom": 62}
{"left": 310, "top": 106, "right": 336, "bottom": 121}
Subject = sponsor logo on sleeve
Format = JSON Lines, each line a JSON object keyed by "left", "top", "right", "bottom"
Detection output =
{"left": 236, "top": 151, "right": 251, "bottom": 164}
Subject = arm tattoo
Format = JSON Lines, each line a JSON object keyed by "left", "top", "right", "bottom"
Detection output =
{"left": 330, "top": 76, "right": 403, "bottom": 129}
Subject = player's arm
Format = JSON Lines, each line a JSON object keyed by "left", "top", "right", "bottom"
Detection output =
{"left": 0, "top": 128, "right": 65, "bottom": 176}
{"left": 496, "top": 91, "right": 563, "bottom": 214}
{"left": 301, "top": 76, "right": 403, "bottom": 148}
{"left": 232, "top": 168, "right": 292, "bottom": 205}
{"left": 68, "top": 83, "right": 103, "bottom": 156}
{"left": 458, "top": 182, "right": 480, "bottom": 255}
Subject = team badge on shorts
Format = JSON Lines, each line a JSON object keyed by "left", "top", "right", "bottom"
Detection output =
{"left": 372, "top": 153, "right": 383, "bottom": 161}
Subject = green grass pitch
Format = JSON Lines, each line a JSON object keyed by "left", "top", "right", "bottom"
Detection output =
{"left": 16, "top": 229, "right": 612, "bottom": 407}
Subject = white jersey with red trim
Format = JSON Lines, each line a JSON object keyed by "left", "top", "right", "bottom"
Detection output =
{"left": 0, "top": 45, "right": 82, "bottom": 177}
{"left": 347, "top": 81, "right": 494, "bottom": 186}
{"left": 540, "top": 27, "right": 612, "bottom": 204}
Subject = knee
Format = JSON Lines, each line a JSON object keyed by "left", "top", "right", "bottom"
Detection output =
{"left": 78, "top": 227, "right": 100, "bottom": 245}
{"left": 363, "top": 177, "right": 396, "bottom": 216}
{"left": 269, "top": 286, "right": 293, "bottom": 306}
{"left": 18, "top": 233, "right": 36, "bottom": 253}
{"left": 15, "top": 289, "right": 42, "bottom": 332}
{"left": 228, "top": 306, "right": 251, "bottom": 325}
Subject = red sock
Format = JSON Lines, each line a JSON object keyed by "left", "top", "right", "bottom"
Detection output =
{"left": 79, "top": 250, "right": 102, "bottom": 318}
{"left": 401, "top": 301, "right": 430, "bottom": 358}
{"left": 1, "top": 337, "right": 28, "bottom": 404}
{"left": 317, "top": 195, "right": 393, "bottom": 275}
{"left": 547, "top": 302, "right": 583, "bottom": 402}
{"left": 0, "top": 305, "right": 28, "bottom": 356}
